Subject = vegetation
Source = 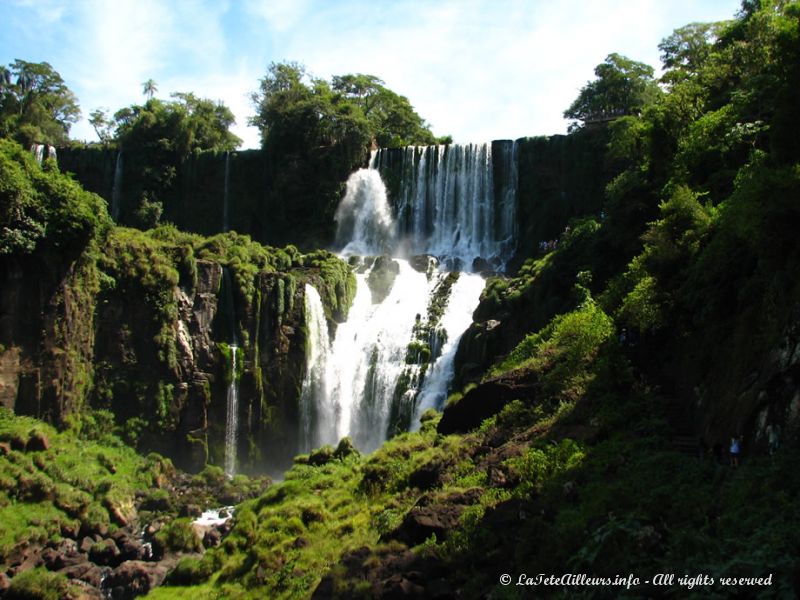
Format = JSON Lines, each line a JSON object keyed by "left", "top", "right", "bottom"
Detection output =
{"left": 0, "top": 409, "right": 165, "bottom": 557}
{"left": 3, "top": 1, "right": 800, "bottom": 598}
{"left": 0, "top": 60, "right": 81, "bottom": 147}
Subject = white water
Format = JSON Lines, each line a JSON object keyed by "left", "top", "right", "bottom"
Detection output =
{"left": 47, "top": 145, "right": 57, "bottom": 162}
{"left": 334, "top": 164, "right": 396, "bottom": 256}
{"left": 299, "top": 285, "right": 332, "bottom": 452}
{"left": 224, "top": 345, "right": 239, "bottom": 477}
{"left": 111, "top": 151, "right": 122, "bottom": 220}
{"left": 193, "top": 506, "right": 235, "bottom": 527}
{"left": 370, "top": 141, "right": 519, "bottom": 269}
{"left": 30, "top": 144, "right": 44, "bottom": 164}
{"left": 298, "top": 259, "right": 485, "bottom": 454}
{"left": 411, "top": 273, "right": 485, "bottom": 427}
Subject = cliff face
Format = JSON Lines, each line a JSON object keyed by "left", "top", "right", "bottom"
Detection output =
{"left": 58, "top": 130, "right": 614, "bottom": 263}
{"left": 57, "top": 146, "right": 357, "bottom": 251}
{"left": 0, "top": 250, "right": 97, "bottom": 424}
{"left": 0, "top": 232, "right": 354, "bottom": 474}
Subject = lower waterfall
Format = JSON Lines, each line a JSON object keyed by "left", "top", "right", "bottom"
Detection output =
{"left": 224, "top": 345, "right": 239, "bottom": 478}
{"left": 299, "top": 259, "right": 484, "bottom": 455}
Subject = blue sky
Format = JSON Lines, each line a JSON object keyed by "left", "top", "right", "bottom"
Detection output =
{"left": 2, "top": 0, "right": 742, "bottom": 148}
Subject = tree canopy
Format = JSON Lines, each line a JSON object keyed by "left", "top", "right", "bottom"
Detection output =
{"left": 250, "top": 62, "right": 445, "bottom": 152}
{"left": 563, "top": 53, "right": 661, "bottom": 131}
{"left": 0, "top": 60, "right": 81, "bottom": 146}
{"left": 113, "top": 93, "right": 241, "bottom": 155}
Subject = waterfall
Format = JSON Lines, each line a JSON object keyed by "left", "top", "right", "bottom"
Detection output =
{"left": 224, "top": 345, "right": 239, "bottom": 478}
{"left": 345, "top": 142, "right": 518, "bottom": 270}
{"left": 295, "top": 140, "right": 522, "bottom": 455}
{"left": 299, "top": 284, "right": 333, "bottom": 452}
{"left": 327, "top": 259, "right": 430, "bottom": 452}
{"left": 111, "top": 151, "right": 123, "bottom": 221}
{"left": 47, "top": 145, "right": 57, "bottom": 162}
{"left": 30, "top": 144, "right": 44, "bottom": 164}
{"left": 495, "top": 140, "right": 519, "bottom": 258}
{"left": 223, "top": 151, "right": 231, "bottom": 232}
{"left": 221, "top": 267, "right": 239, "bottom": 477}
{"left": 411, "top": 273, "right": 485, "bottom": 427}
{"left": 334, "top": 161, "right": 395, "bottom": 256}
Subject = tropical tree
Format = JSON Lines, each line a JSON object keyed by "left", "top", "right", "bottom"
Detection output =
{"left": 142, "top": 78, "right": 158, "bottom": 100}
{"left": 88, "top": 108, "right": 114, "bottom": 143}
{"left": 564, "top": 53, "right": 660, "bottom": 131}
{"left": 0, "top": 60, "right": 81, "bottom": 146}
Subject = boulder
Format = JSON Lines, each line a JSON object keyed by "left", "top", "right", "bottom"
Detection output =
{"left": 384, "top": 505, "right": 463, "bottom": 546}
{"left": 25, "top": 430, "right": 49, "bottom": 451}
{"left": 88, "top": 538, "right": 122, "bottom": 567}
{"left": 59, "top": 561, "right": 107, "bottom": 588}
{"left": 105, "top": 560, "right": 168, "bottom": 600}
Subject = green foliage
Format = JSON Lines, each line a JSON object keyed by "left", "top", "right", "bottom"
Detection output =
{"left": 114, "top": 93, "right": 241, "bottom": 156}
{"left": 492, "top": 298, "right": 614, "bottom": 402}
{"left": 0, "top": 60, "right": 81, "bottom": 146}
{"left": 251, "top": 62, "right": 439, "bottom": 151}
{"left": 0, "top": 409, "right": 162, "bottom": 557}
{"left": 154, "top": 518, "right": 203, "bottom": 554}
{"left": 564, "top": 53, "right": 661, "bottom": 129}
{"left": 0, "top": 138, "right": 109, "bottom": 255}
{"left": 5, "top": 567, "right": 76, "bottom": 600}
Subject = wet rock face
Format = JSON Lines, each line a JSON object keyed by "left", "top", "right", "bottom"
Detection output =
{"left": 367, "top": 256, "right": 400, "bottom": 304}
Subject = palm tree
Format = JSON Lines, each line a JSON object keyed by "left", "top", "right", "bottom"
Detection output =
{"left": 142, "top": 78, "right": 158, "bottom": 100}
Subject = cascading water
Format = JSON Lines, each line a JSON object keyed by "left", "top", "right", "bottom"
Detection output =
{"left": 369, "top": 141, "right": 519, "bottom": 269}
{"left": 30, "top": 144, "right": 44, "bottom": 164}
{"left": 111, "top": 151, "right": 123, "bottom": 221}
{"left": 224, "top": 345, "right": 239, "bottom": 478}
{"left": 411, "top": 273, "right": 485, "bottom": 427}
{"left": 47, "top": 145, "right": 57, "bottom": 162}
{"left": 334, "top": 161, "right": 395, "bottom": 256}
{"left": 299, "top": 284, "right": 333, "bottom": 452}
{"left": 297, "top": 141, "right": 519, "bottom": 456}
{"left": 221, "top": 268, "right": 240, "bottom": 478}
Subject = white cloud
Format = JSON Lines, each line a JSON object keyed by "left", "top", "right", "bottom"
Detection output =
{"left": 3, "top": 0, "right": 742, "bottom": 147}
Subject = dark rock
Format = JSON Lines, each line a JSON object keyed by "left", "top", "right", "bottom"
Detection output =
{"left": 408, "top": 254, "right": 438, "bottom": 274}
{"left": 482, "top": 499, "right": 529, "bottom": 530}
{"left": 438, "top": 377, "right": 536, "bottom": 434}
{"left": 0, "top": 441, "right": 11, "bottom": 456}
{"left": 39, "top": 547, "right": 65, "bottom": 571}
{"left": 312, "top": 575, "right": 335, "bottom": 599}
{"left": 26, "top": 430, "right": 50, "bottom": 451}
{"left": 60, "top": 522, "right": 80, "bottom": 539}
{"left": 385, "top": 505, "right": 463, "bottom": 546}
{"left": 105, "top": 560, "right": 168, "bottom": 599}
{"left": 291, "top": 536, "right": 309, "bottom": 549}
{"left": 104, "top": 499, "right": 131, "bottom": 527}
{"left": 367, "top": 256, "right": 400, "bottom": 304}
{"left": 408, "top": 460, "right": 445, "bottom": 490}
{"left": 60, "top": 551, "right": 89, "bottom": 568}
{"left": 428, "top": 578, "right": 455, "bottom": 599}
{"left": 60, "top": 561, "right": 108, "bottom": 588}
{"left": 333, "top": 436, "right": 360, "bottom": 459}
{"left": 179, "top": 503, "right": 202, "bottom": 518}
{"left": 0, "top": 572, "right": 10, "bottom": 593}
{"left": 378, "top": 573, "right": 426, "bottom": 598}
{"left": 79, "top": 536, "right": 94, "bottom": 553}
{"left": 89, "top": 538, "right": 122, "bottom": 567}
{"left": 111, "top": 531, "right": 146, "bottom": 561}
{"left": 202, "top": 528, "right": 222, "bottom": 548}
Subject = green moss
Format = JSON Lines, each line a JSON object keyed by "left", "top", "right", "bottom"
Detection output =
{"left": 6, "top": 567, "right": 78, "bottom": 600}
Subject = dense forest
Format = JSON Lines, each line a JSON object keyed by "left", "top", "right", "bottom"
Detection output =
{"left": 1, "top": 1, "right": 799, "bottom": 598}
